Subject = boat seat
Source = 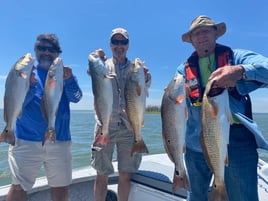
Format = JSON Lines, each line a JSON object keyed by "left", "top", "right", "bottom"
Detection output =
{"left": 136, "top": 170, "right": 171, "bottom": 183}
{"left": 131, "top": 170, "right": 187, "bottom": 198}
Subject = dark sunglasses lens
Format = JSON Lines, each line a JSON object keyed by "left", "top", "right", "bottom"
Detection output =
{"left": 37, "top": 46, "right": 57, "bottom": 53}
{"left": 111, "top": 39, "right": 129, "bottom": 45}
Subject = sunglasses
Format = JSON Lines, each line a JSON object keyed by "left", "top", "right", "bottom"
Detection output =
{"left": 111, "top": 39, "right": 129, "bottom": 46}
{"left": 37, "top": 45, "right": 57, "bottom": 53}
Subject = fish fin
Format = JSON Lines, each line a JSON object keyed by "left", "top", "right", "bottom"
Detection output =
{"left": 19, "top": 72, "right": 27, "bottom": 79}
{"left": 163, "top": 86, "right": 167, "bottom": 91}
{"left": 40, "top": 98, "right": 48, "bottom": 122}
{"left": 105, "top": 73, "right": 116, "bottom": 79}
{"left": 3, "top": 97, "right": 8, "bottom": 122}
{"left": 93, "top": 102, "right": 103, "bottom": 126}
{"left": 136, "top": 85, "right": 142, "bottom": 96}
{"left": 91, "top": 146, "right": 103, "bottom": 152}
{"left": 18, "top": 109, "right": 23, "bottom": 119}
{"left": 172, "top": 171, "right": 189, "bottom": 192}
{"left": 104, "top": 75, "right": 111, "bottom": 79}
{"left": 42, "top": 128, "right": 56, "bottom": 146}
{"left": 209, "top": 182, "right": 229, "bottom": 201}
{"left": 131, "top": 138, "right": 149, "bottom": 156}
{"left": 175, "top": 95, "right": 184, "bottom": 104}
{"left": 93, "top": 133, "right": 110, "bottom": 146}
{"left": 0, "top": 131, "right": 7, "bottom": 142}
{"left": 60, "top": 81, "right": 63, "bottom": 94}
{"left": 226, "top": 108, "right": 234, "bottom": 124}
{"left": 184, "top": 106, "right": 188, "bottom": 120}
{"left": 182, "top": 144, "right": 186, "bottom": 154}
{"left": 225, "top": 145, "right": 229, "bottom": 166}
{"left": 3, "top": 110, "right": 7, "bottom": 123}
{"left": 211, "top": 101, "right": 219, "bottom": 117}
{"left": 0, "top": 128, "right": 15, "bottom": 145}
{"left": 141, "top": 120, "right": 145, "bottom": 127}
{"left": 47, "top": 79, "right": 56, "bottom": 89}
{"left": 224, "top": 154, "right": 229, "bottom": 167}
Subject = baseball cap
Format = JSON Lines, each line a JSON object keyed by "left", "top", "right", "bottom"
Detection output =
{"left": 110, "top": 27, "right": 129, "bottom": 40}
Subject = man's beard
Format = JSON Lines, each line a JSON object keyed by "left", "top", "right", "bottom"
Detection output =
{"left": 38, "top": 55, "right": 54, "bottom": 69}
{"left": 114, "top": 48, "right": 126, "bottom": 59}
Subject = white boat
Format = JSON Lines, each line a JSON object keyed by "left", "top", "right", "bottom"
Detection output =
{"left": 0, "top": 153, "right": 267, "bottom": 201}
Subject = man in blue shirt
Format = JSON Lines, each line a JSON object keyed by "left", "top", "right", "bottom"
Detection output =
{"left": 177, "top": 16, "right": 268, "bottom": 201}
{"left": 6, "top": 33, "right": 82, "bottom": 201}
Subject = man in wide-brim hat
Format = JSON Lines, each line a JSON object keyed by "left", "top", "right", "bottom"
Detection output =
{"left": 176, "top": 15, "right": 268, "bottom": 201}
{"left": 182, "top": 15, "right": 226, "bottom": 43}
{"left": 182, "top": 15, "right": 228, "bottom": 58}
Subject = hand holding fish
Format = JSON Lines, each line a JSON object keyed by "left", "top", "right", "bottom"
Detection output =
{"left": 92, "top": 49, "right": 107, "bottom": 61}
{"left": 63, "top": 66, "right": 73, "bottom": 80}
{"left": 30, "top": 66, "right": 37, "bottom": 83}
{"left": 209, "top": 65, "right": 245, "bottom": 88}
{"left": 134, "top": 59, "right": 151, "bottom": 94}
{"left": 87, "top": 49, "right": 107, "bottom": 76}
{"left": 143, "top": 65, "right": 151, "bottom": 89}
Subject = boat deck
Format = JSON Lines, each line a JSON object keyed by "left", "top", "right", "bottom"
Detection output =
{"left": 0, "top": 153, "right": 267, "bottom": 201}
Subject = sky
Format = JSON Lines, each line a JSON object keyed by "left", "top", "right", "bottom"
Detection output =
{"left": 0, "top": 0, "right": 268, "bottom": 112}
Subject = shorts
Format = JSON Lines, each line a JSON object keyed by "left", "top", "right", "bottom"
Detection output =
{"left": 8, "top": 139, "right": 72, "bottom": 191}
{"left": 91, "top": 122, "right": 141, "bottom": 175}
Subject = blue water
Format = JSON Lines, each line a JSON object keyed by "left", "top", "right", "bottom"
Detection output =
{"left": 0, "top": 110, "right": 267, "bottom": 186}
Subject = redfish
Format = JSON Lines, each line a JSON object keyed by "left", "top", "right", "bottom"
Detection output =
{"left": 125, "top": 58, "right": 149, "bottom": 156}
{"left": 0, "top": 53, "right": 34, "bottom": 145}
{"left": 42, "top": 57, "right": 63, "bottom": 145}
{"left": 201, "top": 78, "right": 233, "bottom": 201}
{"left": 161, "top": 74, "right": 189, "bottom": 192}
{"left": 88, "top": 53, "right": 114, "bottom": 148}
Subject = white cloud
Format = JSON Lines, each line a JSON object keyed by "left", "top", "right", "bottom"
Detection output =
{"left": 0, "top": 75, "right": 7, "bottom": 80}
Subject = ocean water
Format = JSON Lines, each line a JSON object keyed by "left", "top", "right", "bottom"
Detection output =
{"left": 0, "top": 110, "right": 267, "bottom": 186}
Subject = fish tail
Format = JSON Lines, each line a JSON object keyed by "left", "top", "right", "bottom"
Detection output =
{"left": 0, "top": 128, "right": 15, "bottom": 145}
{"left": 209, "top": 183, "right": 229, "bottom": 201}
{"left": 0, "top": 129, "right": 8, "bottom": 142}
{"left": 93, "top": 133, "right": 109, "bottom": 146}
{"left": 131, "top": 138, "right": 149, "bottom": 156}
{"left": 42, "top": 128, "right": 56, "bottom": 146}
{"left": 172, "top": 172, "right": 189, "bottom": 192}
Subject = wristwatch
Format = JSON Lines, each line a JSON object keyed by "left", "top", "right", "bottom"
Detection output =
{"left": 242, "top": 70, "right": 247, "bottom": 79}
{"left": 241, "top": 66, "right": 247, "bottom": 80}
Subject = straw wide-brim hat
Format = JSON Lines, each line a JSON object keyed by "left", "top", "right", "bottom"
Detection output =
{"left": 182, "top": 15, "right": 226, "bottom": 43}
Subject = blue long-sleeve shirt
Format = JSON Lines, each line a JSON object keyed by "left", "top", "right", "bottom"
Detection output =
{"left": 15, "top": 66, "right": 83, "bottom": 142}
{"left": 177, "top": 48, "right": 268, "bottom": 152}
